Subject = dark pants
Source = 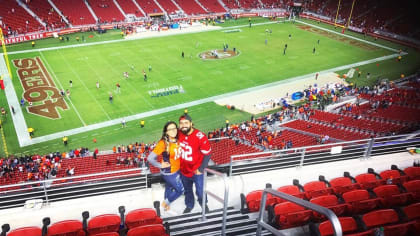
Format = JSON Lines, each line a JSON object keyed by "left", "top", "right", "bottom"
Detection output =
{"left": 162, "top": 171, "right": 184, "bottom": 204}
{"left": 181, "top": 173, "right": 207, "bottom": 209}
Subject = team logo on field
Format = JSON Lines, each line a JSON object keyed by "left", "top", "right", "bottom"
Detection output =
{"left": 199, "top": 49, "right": 239, "bottom": 60}
{"left": 13, "top": 57, "right": 69, "bottom": 119}
{"left": 148, "top": 85, "right": 185, "bottom": 98}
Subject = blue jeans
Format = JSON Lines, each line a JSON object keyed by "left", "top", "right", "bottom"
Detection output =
{"left": 162, "top": 171, "right": 184, "bottom": 204}
{"left": 181, "top": 173, "right": 207, "bottom": 209}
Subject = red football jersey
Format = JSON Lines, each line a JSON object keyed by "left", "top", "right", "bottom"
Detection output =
{"left": 179, "top": 129, "right": 211, "bottom": 177}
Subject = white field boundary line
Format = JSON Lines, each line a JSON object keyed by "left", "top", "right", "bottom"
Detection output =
{"left": 0, "top": 20, "right": 406, "bottom": 147}
{"left": 20, "top": 53, "right": 403, "bottom": 146}
{"left": 296, "top": 20, "right": 400, "bottom": 53}
{"left": 39, "top": 51, "right": 87, "bottom": 126}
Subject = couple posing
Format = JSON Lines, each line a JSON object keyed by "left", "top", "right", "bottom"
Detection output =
{"left": 148, "top": 114, "right": 212, "bottom": 214}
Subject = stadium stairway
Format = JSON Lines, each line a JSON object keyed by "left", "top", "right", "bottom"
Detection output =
{"left": 164, "top": 207, "right": 274, "bottom": 235}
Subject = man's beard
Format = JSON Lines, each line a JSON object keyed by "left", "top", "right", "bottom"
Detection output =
{"left": 181, "top": 126, "right": 191, "bottom": 135}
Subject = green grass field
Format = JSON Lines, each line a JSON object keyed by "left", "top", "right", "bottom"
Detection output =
{"left": 1, "top": 18, "right": 419, "bottom": 157}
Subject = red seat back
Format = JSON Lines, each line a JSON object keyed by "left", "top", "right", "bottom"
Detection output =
{"left": 245, "top": 190, "right": 276, "bottom": 212}
{"left": 87, "top": 214, "right": 120, "bottom": 235}
{"left": 92, "top": 233, "right": 119, "bottom": 236}
{"left": 404, "top": 167, "right": 420, "bottom": 180}
{"left": 8, "top": 227, "right": 42, "bottom": 236}
{"left": 125, "top": 208, "right": 162, "bottom": 229}
{"left": 343, "top": 190, "right": 380, "bottom": 214}
{"left": 362, "top": 209, "right": 399, "bottom": 228}
{"left": 403, "top": 203, "right": 420, "bottom": 220}
{"left": 373, "top": 184, "right": 412, "bottom": 206}
{"left": 373, "top": 184, "right": 400, "bottom": 197}
{"left": 318, "top": 217, "right": 358, "bottom": 236}
{"left": 403, "top": 180, "right": 420, "bottom": 201}
{"left": 126, "top": 224, "right": 168, "bottom": 236}
{"left": 303, "top": 181, "right": 331, "bottom": 199}
{"left": 276, "top": 185, "right": 305, "bottom": 203}
{"left": 274, "top": 202, "right": 312, "bottom": 228}
{"left": 355, "top": 173, "right": 383, "bottom": 189}
{"left": 342, "top": 189, "right": 370, "bottom": 202}
{"left": 310, "top": 195, "right": 339, "bottom": 207}
{"left": 48, "top": 220, "right": 85, "bottom": 236}
{"left": 380, "top": 170, "right": 407, "bottom": 184}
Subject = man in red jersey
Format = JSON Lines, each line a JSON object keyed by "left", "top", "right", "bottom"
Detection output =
{"left": 178, "top": 114, "right": 211, "bottom": 214}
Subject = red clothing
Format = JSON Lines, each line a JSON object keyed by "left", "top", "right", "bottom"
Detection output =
{"left": 178, "top": 129, "right": 211, "bottom": 177}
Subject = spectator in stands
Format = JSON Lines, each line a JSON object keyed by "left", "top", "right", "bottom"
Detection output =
{"left": 178, "top": 114, "right": 211, "bottom": 214}
{"left": 148, "top": 121, "right": 184, "bottom": 211}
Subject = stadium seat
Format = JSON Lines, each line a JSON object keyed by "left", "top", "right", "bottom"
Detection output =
{"left": 47, "top": 220, "right": 85, "bottom": 236}
{"left": 87, "top": 214, "right": 120, "bottom": 235}
{"left": 361, "top": 209, "right": 413, "bottom": 236}
{"left": 402, "top": 203, "right": 420, "bottom": 235}
{"left": 275, "top": 185, "right": 305, "bottom": 203}
{"left": 317, "top": 217, "right": 372, "bottom": 236}
{"left": 91, "top": 233, "right": 119, "bottom": 236}
{"left": 301, "top": 181, "right": 333, "bottom": 199}
{"left": 328, "top": 176, "right": 361, "bottom": 194}
{"left": 244, "top": 190, "right": 277, "bottom": 212}
{"left": 8, "top": 226, "right": 42, "bottom": 236}
{"left": 342, "top": 189, "right": 381, "bottom": 214}
{"left": 354, "top": 173, "right": 385, "bottom": 189}
{"left": 404, "top": 167, "right": 420, "bottom": 180}
{"left": 273, "top": 202, "right": 312, "bottom": 229}
{"left": 126, "top": 224, "right": 168, "bottom": 236}
{"left": 125, "top": 208, "right": 162, "bottom": 229}
{"left": 310, "top": 195, "right": 348, "bottom": 221}
{"left": 373, "top": 184, "right": 412, "bottom": 207}
{"left": 403, "top": 180, "right": 420, "bottom": 202}
{"left": 379, "top": 169, "right": 409, "bottom": 185}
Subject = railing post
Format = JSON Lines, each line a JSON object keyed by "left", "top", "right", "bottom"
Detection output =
{"left": 256, "top": 191, "right": 268, "bottom": 235}
{"left": 364, "top": 138, "right": 374, "bottom": 159}
{"left": 201, "top": 168, "right": 229, "bottom": 236}
{"left": 299, "top": 148, "right": 306, "bottom": 167}
{"left": 201, "top": 170, "right": 208, "bottom": 221}
{"left": 43, "top": 180, "right": 49, "bottom": 205}
{"left": 229, "top": 155, "right": 234, "bottom": 177}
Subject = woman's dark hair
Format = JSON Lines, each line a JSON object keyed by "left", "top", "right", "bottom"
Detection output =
{"left": 161, "top": 121, "right": 178, "bottom": 142}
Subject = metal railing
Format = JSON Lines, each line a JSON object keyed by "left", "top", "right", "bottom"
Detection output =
{"left": 201, "top": 168, "right": 229, "bottom": 236}
{"left": 0, "top": 168, "right": 147, "bottom": 210}
{"left": 256, "top": 188, "right": 342, "bottom": 236}
{"left": 229, "top": 133, "right": 420, "bottom": 176}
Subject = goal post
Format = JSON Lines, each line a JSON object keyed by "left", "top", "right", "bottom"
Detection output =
{"left": 0, "top": 28, "right": 13, "bottom": 80}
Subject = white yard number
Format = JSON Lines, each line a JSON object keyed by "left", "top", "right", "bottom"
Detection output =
{"left": 179, "top": 143, "right": 193, "bottom": 161}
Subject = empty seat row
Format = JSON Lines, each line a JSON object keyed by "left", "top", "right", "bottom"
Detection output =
{"left": 1, "top": 206, "right": 167, "bottom": 236}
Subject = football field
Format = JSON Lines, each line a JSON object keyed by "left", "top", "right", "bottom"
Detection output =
{"left": 2, "top": 18, "right": 416, "bottom": 155}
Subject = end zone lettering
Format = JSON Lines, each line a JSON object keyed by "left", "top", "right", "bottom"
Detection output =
{"left": 13, "top": 57, "right": 69, "bottom": 119}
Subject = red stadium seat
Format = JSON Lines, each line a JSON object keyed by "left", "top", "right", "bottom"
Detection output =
{"left": 310, "top": 195, "right": 348, "bottom": 221}
{"left": 274, "top": 202, "right": 312, "bottom": 229}
{"left": 354, "top": 173, "right": 385, "bottom": 189}
{"left": 8, "top": 227, "right": 42, "bottom": 236}
{"left": 92, "top": 233, "right": 119, "bottom": 236}
{"left": 87, "top": 214, "right": 120, "bottom": 235}
{"left": 379, "top": 169, "right": 409, "bottom": 185}
{"left": 362, "top": 209, "right": 412, "bottom": 236}
{"left": 303, "top": 181, "right": 333, "bottom": 199}
{"left": 318, "top": 217, "right": 372, "bottom": 236}
{"left": 404, "top": 167, "right": 420, "bottom": 180}
{"left": 125, "top": 208, "right": 162, "bottom": 229}
{"left": 329, "top": 176, "right": 361, "bottom": 195}
{"left": 342, "top": 189, "right": 381, "bottom": 214}
{"left": 126, "top": 224, "right": 168, "bottom": 236}
{"left": 403, "top": 180, "right": 420, "bottom": 202}
{"left": 245, "top": 190, "right": 277, "bottom": 212}
{"left": 403, "top": 203, "right": 420, "bottom": 235}
{"left": 373, "top": 184, "right": 412, "bottom": 207}
{"left": 47, "top": 220, "right": 85, "bottom": 236}
{"left": 275, "top": 185, "right": 305, "bottom": 203}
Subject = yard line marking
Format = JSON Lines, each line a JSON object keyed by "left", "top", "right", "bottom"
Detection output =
{"left": 39, "top": 51, "right": 87, "bottom": 126}
{"left": 57, "top": 50, "right": 112, "bottom": 121}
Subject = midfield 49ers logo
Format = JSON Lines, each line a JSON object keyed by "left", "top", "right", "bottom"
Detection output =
{"left": 13, "top": 57, "right": 69, "bottom": 119}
